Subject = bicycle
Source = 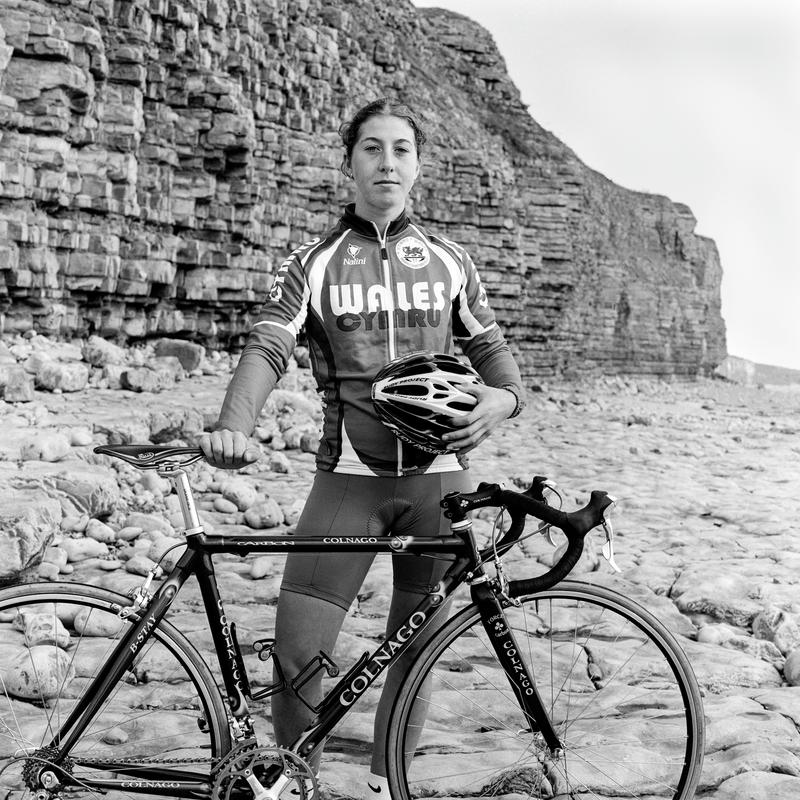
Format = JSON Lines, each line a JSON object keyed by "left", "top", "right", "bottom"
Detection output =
{"left": 0, "top": 443, "right": 705, "bottom": 800}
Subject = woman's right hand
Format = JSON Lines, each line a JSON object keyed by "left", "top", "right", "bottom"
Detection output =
{"left": 198, "top": 429, "right": 261, "bottom": 469}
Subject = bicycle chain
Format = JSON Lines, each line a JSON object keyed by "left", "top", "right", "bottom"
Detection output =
{"left": 78, "top": 754, "right": 215, "bottom": 767}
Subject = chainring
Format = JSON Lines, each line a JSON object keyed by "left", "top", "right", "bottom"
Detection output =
{"left": 212, "top": 743, "right": 317, "bottom": 800}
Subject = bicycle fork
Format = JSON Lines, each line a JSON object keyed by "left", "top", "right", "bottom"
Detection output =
{"left": 471, "top": 581, "right": 562, "bottom": 754}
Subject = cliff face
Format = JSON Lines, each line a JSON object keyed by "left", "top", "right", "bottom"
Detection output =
{"left": 0, "top": 0, "right": 726, "bottom": 378}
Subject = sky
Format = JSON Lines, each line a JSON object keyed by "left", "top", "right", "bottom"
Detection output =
{"left": 414, "top": 0, "right": 800, "bottom": 370}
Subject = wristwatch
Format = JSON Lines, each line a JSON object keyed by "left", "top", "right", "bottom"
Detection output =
{"left": 500, "top": 384, "right": 526, "bottom": 418}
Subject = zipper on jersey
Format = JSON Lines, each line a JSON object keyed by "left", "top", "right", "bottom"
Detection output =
{"left": 372, "top": 221, "right": 402, "bottom": 471}
{"left": 372, "top": 221, "right": 397, "bottom": 361}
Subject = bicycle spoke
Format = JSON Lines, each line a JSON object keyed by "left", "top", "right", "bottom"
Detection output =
{"left": 388, "top": 583, "right": 703, "bottom": 800}
{"left": 0, "top": 585, "right": 228, "bottom": 800}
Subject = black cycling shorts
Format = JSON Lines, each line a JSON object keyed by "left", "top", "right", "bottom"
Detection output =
{"left": 280, "top": 470, "right": 472, "bottom": 610}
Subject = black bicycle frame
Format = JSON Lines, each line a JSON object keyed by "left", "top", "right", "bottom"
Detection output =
{"left": 47, "top": 527, "right": 560, "bottom": 794}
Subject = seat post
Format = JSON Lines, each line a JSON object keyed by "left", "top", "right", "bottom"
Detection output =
{"left": 158, "top": 465, "right": 203, "bottom": 533}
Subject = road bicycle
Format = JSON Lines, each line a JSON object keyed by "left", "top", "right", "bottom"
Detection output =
{"left": 0, "top": 444, "right": 705, "bottom": 800}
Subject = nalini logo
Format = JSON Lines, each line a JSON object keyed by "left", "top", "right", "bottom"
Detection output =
{"left": 344, "top": 242, "right": 367, "bottom": 266}
{"left": 396, "top": 236, "right": 430, "bottom": 269}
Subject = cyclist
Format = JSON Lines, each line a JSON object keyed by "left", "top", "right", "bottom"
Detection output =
{"left": 200, "top": 97, "right": 525, "bottom": 798}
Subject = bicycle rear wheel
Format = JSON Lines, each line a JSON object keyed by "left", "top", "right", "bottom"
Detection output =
{"left": 0, "top": 582, "right": 231, "bottom": 799}
{"left": 387, "top": 580, "right": 704, "bottom": 800}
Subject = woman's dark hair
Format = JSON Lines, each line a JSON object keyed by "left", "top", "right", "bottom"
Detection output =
{"left": 339, "top": 98, "right": 427, "bottom": 175}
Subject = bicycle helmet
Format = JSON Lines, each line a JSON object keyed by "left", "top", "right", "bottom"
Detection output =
{"left": 371, "top": 352, "right": 483, "bottom": 454}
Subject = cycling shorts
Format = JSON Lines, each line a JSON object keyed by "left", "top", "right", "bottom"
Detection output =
{"left": 280, "top": 470, "right": 473, "bottom": 610}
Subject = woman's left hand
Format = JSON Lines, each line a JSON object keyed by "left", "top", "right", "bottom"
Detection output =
{"left": 441, "top": 384, "right": 517, "bottom": 454}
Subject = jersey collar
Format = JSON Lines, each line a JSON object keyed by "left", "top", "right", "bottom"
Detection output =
{"left": 340, "top": 203, "right": 411, "bottom": 239}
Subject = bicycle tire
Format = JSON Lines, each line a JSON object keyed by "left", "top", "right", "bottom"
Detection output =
{"left": 0, "top": 582, "right": 231, "bottom": 799}
{"left": 386, "top": 580, "right": 704, "bottom": 800}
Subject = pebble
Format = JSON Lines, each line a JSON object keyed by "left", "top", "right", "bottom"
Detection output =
{"left": 125, "top": 554, "right": 158, "bottom": 576}
{"left": 73, "top": 607, "right": 123, "bottom": 637}
{"left": 101, "top": 727, "right": 130, "bottom": 745}
{"left": 784, "top": 650, "right": 800, "bottom": 686}
{"left": 214, "top": 497, "right": 239, "bottom": 514}
{"left": 147, "top": 534, "right": 186, "bottom": 570}
{"left": 85, "top": 518, "right": 117, "bottom": 543}
{"left": 116, "top": 525, "right": 144, "bottom": 542}
{"left": 124, "top": 511, "right": 174, "bottom": 536}
{"left": 60, "top": 537, "right": 109, "bottom": 562}
{"left": 268, "top": 452, "right": 292, "bottom": 473}
{"left": 221, "top": 477, "right": 258, "bottom": 511}
{"left": 69, "top": 427, "right": 94, "bottom": 446}
{"left": 244, "top": 498, "right": 283, "bottom": 529}
{"left": 250, "top": 556, "right": 277, "bottom": 580}
{"left": 36, "top": 562, "right": 61, "bottom": 581}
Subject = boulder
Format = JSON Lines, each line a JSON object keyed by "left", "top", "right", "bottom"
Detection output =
{"left": 35, "top": 362, "right": 89, "bottom": 392}
{"left": 148, "top": 406, "right": 204, "bottom": 443}
{"left": 151, "top": 356, "right": 184, "bottom": 381}
{"left": 18, "top": 613, "right": 71, "bottom": 648}
{"left": 47, "top": 463, "right": 121, "bottom": 518}
{"left": 1, "top": 646, "right": 75, "bottom": 700}
{"left": 82, "top": 335, "right": 127, "bottom": 366}
{"left": 93, "top": 413, "right": 151, "bottom": 444}
{"left": 20, "top": 432, "right": 71, "bottom": 462}
{"left": 0, "top": 488, "right": 62, "bottom": 583}
{"left": 716, "top": 771, "right": 800, "bottom": 799}
{"left": 102, "top": 363, "right": 128, "bottom": 389}
{"left": 121, "top": 366, "right": 173, "bottom": 393}
{"left": 671, "top": 566, "right": 763, "bottom": 628}
{"left": 2, "top": 366, "right": 34, "bottom": 402}
{"left": 154, "top": 338, "right": 205, "bottom": 371}
{"left": 753, "top": 607, "right": 800, "bottom": 656}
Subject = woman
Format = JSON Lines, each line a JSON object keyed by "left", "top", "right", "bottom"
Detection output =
{"left": 200, "top": 98, "right": 525, "bottom": 797}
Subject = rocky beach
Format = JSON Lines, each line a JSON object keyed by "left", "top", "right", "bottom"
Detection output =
{"left": 1, "top": 333, "right": 800, "bottom": 799}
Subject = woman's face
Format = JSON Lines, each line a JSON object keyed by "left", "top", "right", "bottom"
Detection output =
{"left": 348, "top": 114, "right": 420, "bottom": 223}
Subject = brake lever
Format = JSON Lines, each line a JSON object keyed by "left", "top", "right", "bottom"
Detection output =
{"left": 539, "top": 481, "right": 560, "bottom": 547}
{"left": 600, "top": 496, "right": 621, "bottom": 573}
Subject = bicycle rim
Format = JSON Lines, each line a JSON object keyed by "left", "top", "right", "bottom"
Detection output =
{"left": 387, "top": 580, "right": 704, "bottom": 800}
{"left": 0, "top": 582, "right": 230, "bottom": 799}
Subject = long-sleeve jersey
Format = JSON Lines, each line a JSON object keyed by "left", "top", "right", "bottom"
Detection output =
{"left": 216, "top": 204, "right": 523, "bottom": 477}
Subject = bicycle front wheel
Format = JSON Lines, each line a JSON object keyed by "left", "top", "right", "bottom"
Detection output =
{"left": 387, "top": 580, "right": 704, "bottom": 800}
{"left": 0, "top": 582, "right": 231, "bottom": 799}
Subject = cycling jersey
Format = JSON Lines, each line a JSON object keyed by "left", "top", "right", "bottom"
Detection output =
{"left": 216, "top": 204, "right": 523, "bottom": 476}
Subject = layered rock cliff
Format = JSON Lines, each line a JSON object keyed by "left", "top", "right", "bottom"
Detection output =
{"left": 0, "top": 0, "right": 726, "bottom": 378}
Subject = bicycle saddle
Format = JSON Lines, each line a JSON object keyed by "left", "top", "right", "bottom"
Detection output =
{"left": 94, "top": 444, "right": 204, "bottom": 468}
